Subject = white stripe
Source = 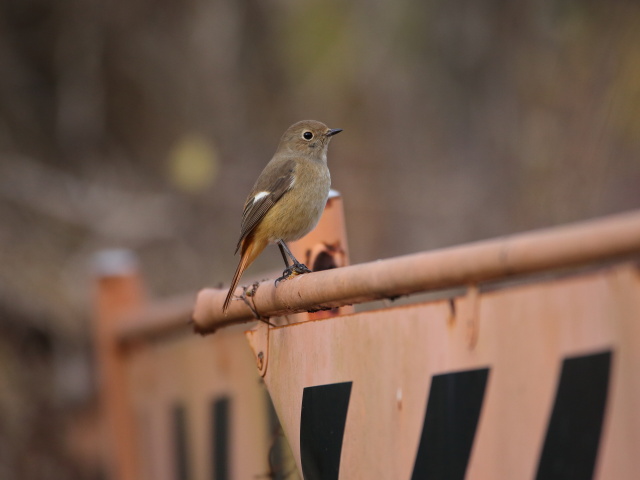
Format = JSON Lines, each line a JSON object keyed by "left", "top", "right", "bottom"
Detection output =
{"left": 252, "top": 191, "right": 270, "bottom": 203}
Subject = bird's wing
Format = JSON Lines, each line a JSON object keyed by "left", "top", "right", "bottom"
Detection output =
{"left": 235, "top": 158, "right": 296, "bottom": 253}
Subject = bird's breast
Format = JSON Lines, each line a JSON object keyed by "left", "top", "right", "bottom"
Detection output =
{"left": 260, "top": 160, "right": 331, "bottom": 242}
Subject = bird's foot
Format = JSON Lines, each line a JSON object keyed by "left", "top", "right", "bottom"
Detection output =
{"left": 275, "top": 262, "right": 312, "bottom": 286}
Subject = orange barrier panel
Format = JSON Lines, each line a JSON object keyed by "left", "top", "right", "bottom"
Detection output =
{"left": 93, "top": 253, "right": 271, "bottom": 480}
{"left": 95, "top": 205, "right": 640, "bottom": 479}
{"left": 247, "top": 262, "right": 640, "bottom": 479}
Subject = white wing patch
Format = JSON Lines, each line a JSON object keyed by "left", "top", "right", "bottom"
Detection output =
{"left": 252, "top": 191, "right": 270, "bottom": 203}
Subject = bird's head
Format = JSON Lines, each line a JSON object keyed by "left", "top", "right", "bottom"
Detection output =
{"left": 277, "top": 120, "right": 342, "bottom": 159}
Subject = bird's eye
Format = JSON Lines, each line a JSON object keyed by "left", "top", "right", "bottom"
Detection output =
{"left": 303, "top": 131, "right": 313, "bottom": 140}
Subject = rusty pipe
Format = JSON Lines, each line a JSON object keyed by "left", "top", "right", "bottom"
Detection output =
{"left": 192, "top": 209, "right": 640, "bottom": 334}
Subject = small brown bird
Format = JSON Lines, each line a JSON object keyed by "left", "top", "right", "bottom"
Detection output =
{"left": 223, "top": 120, "right": 342, "bottom": 312}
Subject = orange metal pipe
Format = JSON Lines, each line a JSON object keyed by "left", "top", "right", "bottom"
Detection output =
{"left": 93, "top": 251, "right": 146, "bottom": 480}
{"left": 116, "top": 293, "right": 195, "bottom": 342}
{"left": 192, "top": 209, "right": 640, "bottom": 333}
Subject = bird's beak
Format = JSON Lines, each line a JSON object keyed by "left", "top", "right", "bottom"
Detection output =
{"left": 325, "top": 128, "right": 343, "bottom": 137}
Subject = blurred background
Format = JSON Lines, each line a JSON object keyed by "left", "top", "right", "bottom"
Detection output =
{"left": 1, "top": 0, "right": 640, "bottom": 478}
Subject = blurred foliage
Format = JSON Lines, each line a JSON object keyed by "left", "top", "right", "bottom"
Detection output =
{"left": 1, "top": 0, "right": 640, "bottom": 477}
{"left": 168, "top": 133, "right": 218, "bottom": 193}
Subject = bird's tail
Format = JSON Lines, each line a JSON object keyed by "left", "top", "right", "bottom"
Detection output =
{"left": 223, "top": 235, "right": 267, "bottom": 313}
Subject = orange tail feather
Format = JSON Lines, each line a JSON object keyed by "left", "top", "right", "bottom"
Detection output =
{"left": 223, "top": 236, "right": 267, "bottom": 313}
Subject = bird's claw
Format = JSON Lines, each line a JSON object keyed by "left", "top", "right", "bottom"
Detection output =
{"left": 274, "top": 262, "right": 312, "bottom": 286}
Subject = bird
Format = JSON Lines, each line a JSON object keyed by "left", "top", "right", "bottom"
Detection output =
{"left": 223, "top": 120, "right": 342, "bottom": 313}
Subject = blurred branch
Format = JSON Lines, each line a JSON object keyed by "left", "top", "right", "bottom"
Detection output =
{"left": 0, "top": 156, "right": 183, "bottom": 242}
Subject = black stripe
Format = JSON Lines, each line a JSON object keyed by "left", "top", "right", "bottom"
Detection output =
{"left": 173, "top": 404, "right": 191, "bottom": 480}
{"left": 212, "top": 397, "right": 231, "bottom": 480}
{"left": 536, "top": 350, "right": 612, "bottom": 480}
{"left": 411, "top": 368, "right": 490, "bottom": 480}
{"left": 300, "top": 382, "right": 353, "bottom": 480}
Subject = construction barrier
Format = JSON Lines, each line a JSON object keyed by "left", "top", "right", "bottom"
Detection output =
{"left": 95, "top": 199, "right": 640, "bottom": 479}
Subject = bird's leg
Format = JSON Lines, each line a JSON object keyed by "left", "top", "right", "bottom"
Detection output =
{"left": 275, "top": 240, "right": 312, "bottom": 285}
{"left": 278, "top": 242, "right": 291, "bottom": 268}
{"left": 279, "top": 240, "right": 312, "bottom": 274}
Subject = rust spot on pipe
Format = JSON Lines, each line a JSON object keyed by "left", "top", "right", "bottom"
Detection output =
{"left": 448, "top": 298, "right": 456, "bottom": 326}
{"left": 256, "top": 351, "right": 264, "bottom": 370}
{"left": 465, "top": 286, "right": 480, "bottom": 349}
{"left": 307, "top": 305, "right": 334, "bottom": 313}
